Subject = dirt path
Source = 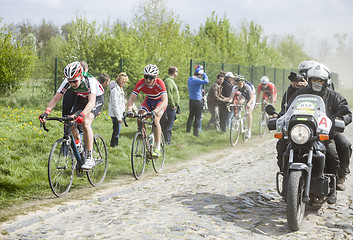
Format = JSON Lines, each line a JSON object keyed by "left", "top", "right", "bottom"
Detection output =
{"left": 1, "top": 128, "right": 353, "bottom": 239}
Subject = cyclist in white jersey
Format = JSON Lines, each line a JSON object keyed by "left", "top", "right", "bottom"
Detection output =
{"left": 225, "top": 75, "right": 256, "bottom": 138}
{"left": 39, "top": 61, "right": 104, "bottom": 170}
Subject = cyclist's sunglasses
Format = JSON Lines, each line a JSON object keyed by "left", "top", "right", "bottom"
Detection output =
{"left": 144, "top": 75, "right": 155, "bottom": 80}
{"left": 68, "top": 77, "right": 80, "bottom": 83}
{"left": 309, "top": 78, "right": 325, "bottom": 84}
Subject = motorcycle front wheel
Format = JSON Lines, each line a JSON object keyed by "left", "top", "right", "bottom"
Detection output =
{"left": 286, "top": 170, "right": 306, "bottom": 231}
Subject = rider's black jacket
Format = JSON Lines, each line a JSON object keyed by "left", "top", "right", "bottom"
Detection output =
{"left": 279, "top": 85, "right": 298, "bottom": 116}
{"left": 287, "top": 87, "right": 352, "bottom": 126}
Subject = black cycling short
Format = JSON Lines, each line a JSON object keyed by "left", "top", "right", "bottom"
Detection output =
{"left": 72, "top": 95, "right": 104, "bottom": 117}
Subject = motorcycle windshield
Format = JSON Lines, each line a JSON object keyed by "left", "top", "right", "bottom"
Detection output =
{"left": 277, "top": 94, "right": 332, "bottom": 134}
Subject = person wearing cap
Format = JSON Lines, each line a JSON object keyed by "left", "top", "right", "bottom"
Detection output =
{"left": 186, "top": 67, "right": 209, "bottom": 137}
{"left": 219, "top": 72, "right": 237, "bottom": 132}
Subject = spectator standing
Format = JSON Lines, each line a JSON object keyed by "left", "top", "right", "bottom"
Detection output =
{"left": 161, "top": 66, "right": 180, "bottom": 145}
{"left": 219, "top": 72, "right": 236, "bottom": 132}
{"left": 186, "top": 67, "right": 209, "bottom": 137}
{"left": 109, "top": 73, "right": 128, "bottom": 147}
{"left": 206, "top": 73, "right": 226, "bottom": 131}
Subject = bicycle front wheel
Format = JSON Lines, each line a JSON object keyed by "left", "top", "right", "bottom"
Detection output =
{"left": 48, "top": 138, "right": 74, "bottom": 197}
{"left": 230, "top": 118, "right": 240, "bottom": 146}
{"left": 131, "top": 131, "right": 146, "bottom": 180}
{"left": 260, "top": 112, "right": 268, "bottom": 137}
{"left": 87, "top": 134, "right": 108, "bottom": 187}
{"left": 242, "top": 119, "right": 249, "bottom": 142}
{"left": 152, "top": 132, "right": 165, "bottom": 173}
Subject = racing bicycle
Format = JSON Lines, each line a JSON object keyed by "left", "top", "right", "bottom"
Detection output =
{"left": 229, "top": 103, "right": 249, "bottom": 146}
{"left": 41, "top": 116, "right": 108, "bottom": 197}
{"left": 123, "top": 112, "right": 165, "bottom": 180}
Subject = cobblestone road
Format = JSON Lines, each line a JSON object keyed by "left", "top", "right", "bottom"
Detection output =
{"left": 1, "top": 126, "right": 353, "bottom": 240}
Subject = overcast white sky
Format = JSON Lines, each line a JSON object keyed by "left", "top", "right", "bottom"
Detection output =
{"left": 1, "top": 0, "right": 352, "bottom": 41}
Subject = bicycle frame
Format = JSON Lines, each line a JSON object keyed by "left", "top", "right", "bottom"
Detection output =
{"left": 46, "top": 117, "right": 85, "bottom": 166}
{"left": 126, "top": 113, "right": 155, "bottom": 157}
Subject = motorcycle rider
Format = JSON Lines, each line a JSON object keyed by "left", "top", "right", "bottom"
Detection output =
{"left": 276, "top": 60, "right": 317, "bottom": 171}
{"left": 287, "top": 63, "right": 352, "bottom": 195}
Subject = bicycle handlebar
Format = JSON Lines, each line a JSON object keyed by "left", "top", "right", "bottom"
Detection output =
{"left": 40, "top": 116, "right": 75, "bottom": 132}
{"left": 122, "top": 112, "right": 154, "bottom": 128}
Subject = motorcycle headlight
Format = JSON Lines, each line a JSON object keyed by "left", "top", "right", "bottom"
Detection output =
{"left": 290, "top": 124, "right": 311, "bottom": 145}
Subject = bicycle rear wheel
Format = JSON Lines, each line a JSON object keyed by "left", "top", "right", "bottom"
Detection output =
{"left": 230, "top": 118, "right": 240, "bottom": 146}
{"left": 87, "top": 134, "right": 108, "bottom": 187}
{"left": 152, "top": 132, "right": 165, "bottom": 173}
{"left": 131, "top": 131, "right": 146, "bottom": 180}
{"left": 259, "top": 112, "right": 268, "bottom": 137}
{"left": 48, "top": 138, "right": 74, "bottom": 197}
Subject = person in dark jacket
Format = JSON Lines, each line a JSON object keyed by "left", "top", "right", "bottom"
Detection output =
{"left": 276, "top": 60, "right": 316, "bottom": 169}
{"left": 286, "top": 63, "right": 352, "bottom": 193}
{"left": 219, "top": 72, "right": 236, "bottom": 132}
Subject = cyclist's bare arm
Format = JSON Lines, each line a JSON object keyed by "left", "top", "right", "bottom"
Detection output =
{"left": 247, "top": 92, "right": 255, "bottom": 108}
{"left": 46, "top": 92, "right": 63, "bottom": 112}
{"left": 224, "top": 91, "right": 236, "bottom": 103}
{"left": 126, "top": 93, "right": 137, "bottom": 113}
{"left": 80, "top": 93, "right": 96, "bottom": 116}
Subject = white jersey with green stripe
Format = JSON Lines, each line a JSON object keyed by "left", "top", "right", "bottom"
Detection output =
{"left": 57, "top": 76, "right": 104, "bottom": 98}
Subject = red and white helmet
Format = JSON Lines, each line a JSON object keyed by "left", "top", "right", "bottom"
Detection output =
{"left": 64, "top": 61, "right": 83, "bottom": 79}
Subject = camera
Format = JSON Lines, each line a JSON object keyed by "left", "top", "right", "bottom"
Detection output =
{"left": 288, "top": 72, "right": 304, "bottom": 82}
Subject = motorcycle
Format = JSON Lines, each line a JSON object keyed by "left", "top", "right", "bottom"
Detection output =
{"left": 265, "top": 94, "right": 346, "bottom": 231}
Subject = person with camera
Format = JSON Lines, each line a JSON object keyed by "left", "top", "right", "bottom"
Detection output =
{"left": 283, "top": 63, "right": 352, "bottom": 192}
{"left": 186, "top": 66, "right": 209, "bottom": 137}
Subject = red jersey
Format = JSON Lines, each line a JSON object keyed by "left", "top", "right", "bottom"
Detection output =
{"left": 132, "top": 78, "right": 167, "bottom": 100}
{"left": 257, "top": 82, "right": 277, "bottom": 102}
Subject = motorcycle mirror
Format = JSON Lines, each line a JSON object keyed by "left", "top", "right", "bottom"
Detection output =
{"left": 265, "top": 104, "right": 277, "bottom": 115}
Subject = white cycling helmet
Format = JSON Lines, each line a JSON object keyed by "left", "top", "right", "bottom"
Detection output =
{"left": 260, "top": 76, "right": 270, "bottom": 84}
{"left": 143, "top": 64, "right": 159, "bottom": 76}
{"left": 298, "top": 60, "right": 318, "bottom": 76}
{"left": 64, "top": 61, "right": 82, "bottom": 79}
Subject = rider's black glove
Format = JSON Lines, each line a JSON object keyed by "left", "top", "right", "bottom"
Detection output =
{"left": 39, "top": 108, "right": 51, "bottom": 123}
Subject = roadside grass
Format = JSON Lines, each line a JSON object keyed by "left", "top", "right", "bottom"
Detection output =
{"left": 1, "top": 87, "right": 351, "bottom": 222}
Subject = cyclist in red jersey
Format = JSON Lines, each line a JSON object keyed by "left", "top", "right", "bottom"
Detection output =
{"left": 256, "top": 76, "right": 277, "bottom": 109}
{"left": 126, "top": 64, "right": 168, "bottom": 157}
